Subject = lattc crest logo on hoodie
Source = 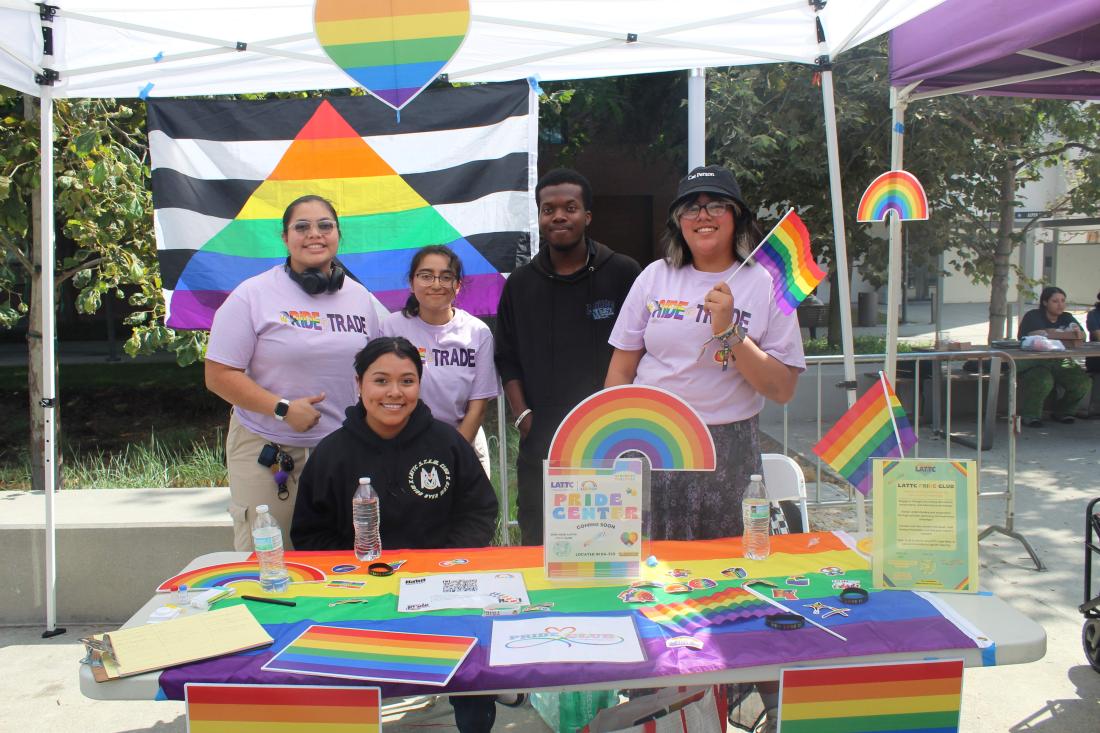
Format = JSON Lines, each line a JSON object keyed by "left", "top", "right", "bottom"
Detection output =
{"left": 408, "top": 459, "right": 451, "bottom": 499}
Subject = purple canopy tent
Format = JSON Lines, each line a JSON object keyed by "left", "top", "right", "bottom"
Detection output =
{"left": 879, "top": 0, "right": 1100, "bottom": 568}
{"left": 878, "top": 0, "right": 1100, "bottom": 384}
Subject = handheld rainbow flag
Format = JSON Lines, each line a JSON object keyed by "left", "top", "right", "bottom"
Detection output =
{"left": 778, "top": 659, "right": 963, "bottom": 733}
{"left": 640, "top": 587, "right": 775, "bottom": 632}
{"left": 185, "top": 683, "right": 380, "bottom": 732}
{"left": 812, "top": 372, "right": 917, "bottom": 496}
{"left": 729, "top": 208, "right": 824, "bottom": 315}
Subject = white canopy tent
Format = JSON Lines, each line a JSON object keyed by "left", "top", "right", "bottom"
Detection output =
{"left": 0, "top": 0, "right": 946, "bottom": 633}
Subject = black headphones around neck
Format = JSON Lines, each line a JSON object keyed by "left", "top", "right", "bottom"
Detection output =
{"left": 285, "top": 257, "right": 346, "bottom": 295}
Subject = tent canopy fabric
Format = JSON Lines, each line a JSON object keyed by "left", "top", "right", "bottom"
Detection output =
{"left": 889, "top": 0, "right": 1100, "bottom": 100}
{"left": 0, "top": 0, "right": 946, "bottom": 98}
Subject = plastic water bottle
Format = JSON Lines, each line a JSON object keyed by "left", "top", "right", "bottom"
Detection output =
{"left": 353, "top": 477, "right": 382, "bottom": 561}
{"left": 742, "top": 473, "right": 771, "bottom": 560}
{"left": 252, "top": 504, "right": 290, "bottom": 593}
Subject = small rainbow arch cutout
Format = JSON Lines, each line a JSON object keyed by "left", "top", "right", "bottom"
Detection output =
{"left": 548, "top": 386, "right": 716, "bottom": 471}
{"left": 857, "top": 170, "right": 929, "bottom": 222}
{"left": 156, "top": 561, "right": 326, "bottom": 592}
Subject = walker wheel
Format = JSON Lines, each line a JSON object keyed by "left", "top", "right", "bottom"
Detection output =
{"left": 1084, "top": 619, "right": 1100, "bottom": 673}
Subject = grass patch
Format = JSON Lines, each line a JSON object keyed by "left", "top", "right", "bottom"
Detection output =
{"left": 0, "top": 430, "right": 227, "bottom": 490}
{"left": 802, "top": 335, "right": 931, "bottom": 356}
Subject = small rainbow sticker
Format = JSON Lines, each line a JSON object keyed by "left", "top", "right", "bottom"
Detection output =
{"left": 856, "top": 170, "right": 929, "bottom": 222}
{"left": 314, "top": 0, "right": 470, "bottom": 111}
{"left": 156, "top": 561, "right": 326, "bottom": 592}
{"left": 548, "top": 386, "right": 716, "bottom": 471}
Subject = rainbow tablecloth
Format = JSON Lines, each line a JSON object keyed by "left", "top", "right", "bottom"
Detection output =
{"left": 158, "top": 532, "right": 989, "bottom": 700}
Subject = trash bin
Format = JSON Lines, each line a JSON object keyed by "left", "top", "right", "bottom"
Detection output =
{"left": 857, "top": 291, "right": 879, "bottom": 327}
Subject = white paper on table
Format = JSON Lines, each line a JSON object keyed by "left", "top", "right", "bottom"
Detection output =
{"left": 397, "top": 572, "right": 530, "bottom": 613}
{"left": 489, "top": 615, "right": 645, "bottom": 666}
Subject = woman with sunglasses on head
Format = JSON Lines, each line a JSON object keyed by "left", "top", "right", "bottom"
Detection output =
{"left": 605, "top": 168, "right": 806, "bottom": 732}
{"left": 381, "top": 245, "right": 497, "bottom": 475}
{"left": 205, "top": 195, "right": 384, "bottom": 551}
{"left": 291, "top": 336, "right": 499, "bottom": 733}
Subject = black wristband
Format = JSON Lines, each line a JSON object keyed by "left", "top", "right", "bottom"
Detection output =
{"left": 839, "top": 587, "right": 869, "bottom": 605}
{"left": 765, "top": 613, "right": 806, "bottom": 630}
{"left": 368, "top": 562, "right": 394, "bottom": 577}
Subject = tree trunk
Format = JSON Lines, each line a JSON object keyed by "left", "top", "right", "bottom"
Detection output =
{"left": 24, "top": 94, "right": 57, "bottom": 492}
{"left": 987, "top": 163, "right": 1016, "bottom": 343}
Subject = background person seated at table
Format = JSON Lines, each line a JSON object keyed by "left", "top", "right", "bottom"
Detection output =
{"left": 291, "top": 336, "right": 500, "bottom": 733}
{"left": 1016, "top": 285, "right": 1090, "bottom": 427}
{"left": 1087, "top": 290, "right": 1100, "bottom": 419}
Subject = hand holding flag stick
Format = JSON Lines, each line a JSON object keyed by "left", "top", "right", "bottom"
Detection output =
{"left": 698, "top": 209, "right": 825, "bottom": 358}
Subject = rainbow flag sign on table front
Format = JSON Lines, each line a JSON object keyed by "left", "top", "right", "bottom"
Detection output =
{"left": 778, "top": 659, "right": 963, "bottom": 732}
{"left": 185, "top": 683, "right": 380, "bottom": 732}
{"left": 754, "top": 209, "right": 826, "bottom": 315}
{"left": 812, "top": 372, "right": 917, "bottom": 495}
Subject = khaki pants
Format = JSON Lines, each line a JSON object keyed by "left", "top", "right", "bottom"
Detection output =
{"left": 226, "top": 411, "right": 311, "bottom": 552}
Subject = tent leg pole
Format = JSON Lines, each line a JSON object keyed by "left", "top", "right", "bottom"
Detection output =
{"left": 496, "top": 388, "right": 510, "bottom": 546}
{"left": 884, "top": 96, "right": 907, "bottom": 384}
{"left": 687, "top": 68, "right": 706, "bottom": 169}
{"left": 819, "top": 68, "right": 863, "bottom": 530}
{"left": 39, "top": 82, "right": 64, "bottom": 639}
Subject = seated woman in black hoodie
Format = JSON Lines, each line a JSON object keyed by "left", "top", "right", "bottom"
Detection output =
{"left": 291, "top": 336, "right": 500, "bottom": 733}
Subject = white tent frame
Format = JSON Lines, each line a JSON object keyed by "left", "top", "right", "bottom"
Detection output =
{"left": 1, "top": 0, "right": 951, "bottom": 634}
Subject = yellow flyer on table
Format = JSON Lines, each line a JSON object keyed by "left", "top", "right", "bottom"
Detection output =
{"left": 871, "top": 458, "right": 978, "bottom": 592}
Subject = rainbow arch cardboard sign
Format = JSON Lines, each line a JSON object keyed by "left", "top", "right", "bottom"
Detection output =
{"left": 548, "top": 385, "right": 717, "bottom": 472}
{"left": 856, "top": 170, "right": 929, "bottom": 222}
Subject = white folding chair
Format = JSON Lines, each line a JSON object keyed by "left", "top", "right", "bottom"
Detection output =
{"left": 761, "top": 453, "right": 810, "bottom": 534}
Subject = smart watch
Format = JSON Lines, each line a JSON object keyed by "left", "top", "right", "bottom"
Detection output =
{"left": 274, "top": 399, "right": 290, "bottom": 421}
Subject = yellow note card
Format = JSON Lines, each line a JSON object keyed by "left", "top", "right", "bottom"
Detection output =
{"left": 101, "top": 604, "right": 272, "bottom": 678}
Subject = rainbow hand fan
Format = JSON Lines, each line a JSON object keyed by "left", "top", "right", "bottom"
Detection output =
{"left": 156, "top": 561, "right": 325, "bottom": 592}
{"left": 857, "top": 170, "right": 929, "bottom": 222}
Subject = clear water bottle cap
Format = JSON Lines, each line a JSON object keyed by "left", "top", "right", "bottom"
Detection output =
{"left": 359, "top": 477, "right": 371, "bottom": 485}
{"left": 257, "top": 504, "right": 269, "bottom": 513}
{"left": 749, "top": 474, "right": 763, "bottom": 482}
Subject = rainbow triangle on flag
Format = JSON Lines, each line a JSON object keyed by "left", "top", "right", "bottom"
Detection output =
{"left": 812, "top": 373, "right": 917, "bottom": 496}
{"left": 754, "top": 209, "right": 825, "bottom": 315}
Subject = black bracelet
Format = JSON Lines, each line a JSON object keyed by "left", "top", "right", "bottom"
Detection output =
{"left": 368, "top": 562, "right": 395, "bottom": 577}
{"left": 839, "top": 587, "right": 869, "bottom": 605}
{"left": 765, "top": 613, "right": 806, "bottom": 630}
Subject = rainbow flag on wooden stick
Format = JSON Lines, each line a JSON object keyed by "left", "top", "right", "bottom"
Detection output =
{"left": 753, "top": 209, "right": 825, "bottom": 314}
{"left": 778, "top": 659, "right": 963, "bottom": 732}
{"left": 812, "top": 372, "right": 917, "bottom": 495}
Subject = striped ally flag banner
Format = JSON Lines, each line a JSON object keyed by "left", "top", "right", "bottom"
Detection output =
{"left": 261, "top": 625, "right": 476, "bottom": 686}
{"left": 812, "top": 372, "right": 917, "bottom": 496}
{"left": 185, "top": 683, "right": 380, "bottom": 732}
{"left": 778, "top": 659, "right": 963, "bottom": 733}
{"left": 751, "top": 208, "right": 825, "bottom": 314}
{"left": 147, "top": 81, "right": 534, "bottom": 329}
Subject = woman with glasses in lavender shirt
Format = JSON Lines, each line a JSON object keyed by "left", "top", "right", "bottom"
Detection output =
{"left": 205, "top": 195, "right": 384, "bottom": 550}
{"left": 382, "top": 245, "right": 497, "bottom": 476}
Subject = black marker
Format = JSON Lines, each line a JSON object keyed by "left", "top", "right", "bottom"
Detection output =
{"left": 242, "top": 595, "right": 296, "bottom": 607}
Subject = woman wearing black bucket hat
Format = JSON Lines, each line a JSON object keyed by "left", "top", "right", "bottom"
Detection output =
{"left": 605, "top": 165, "right": 806, "bottom": 541}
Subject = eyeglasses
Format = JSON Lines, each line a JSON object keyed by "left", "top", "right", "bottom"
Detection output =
{"left": 291, "top": 219, "right": 337, "bottom": 235}
{"left": 414, "top": 271, "right": 457, "bottom": 286}
{"left": 680, "top": 201, "right": 733, "bottom": 220}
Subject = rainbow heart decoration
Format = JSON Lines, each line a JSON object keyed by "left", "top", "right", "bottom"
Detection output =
{"left": 857, "top": 170, "right": 929, "bottom": 222}
{"left": 548, "top": 385, "right": 716, "bottom": 471}
{"left": 621, "top": 531, "right": 639, "bottom": 546}
{"left": 314, "top": 0, "right": 471, "bottom": 111}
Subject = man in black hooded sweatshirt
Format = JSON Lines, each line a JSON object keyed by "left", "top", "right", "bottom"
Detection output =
{"left": 495, "top": 168, "right": 641, "bottom": 545}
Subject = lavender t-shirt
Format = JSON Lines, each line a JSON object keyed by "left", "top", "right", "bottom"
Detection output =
{"left": 609, "top": 259, "right": 806, "bottom": 424}
{"left": 206, "top": 266, "right": 383, "bottom": 446}
{"left": 381, "top": 308, "right": 497, "bottom": 428}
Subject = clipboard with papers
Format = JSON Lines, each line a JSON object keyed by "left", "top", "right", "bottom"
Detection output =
{"left": 82, "top": 604, "right": 273, "bottom": 681}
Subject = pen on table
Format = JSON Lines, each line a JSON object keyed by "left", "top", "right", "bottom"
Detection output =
{"left": 241, "top": 595, "right": 296, "bottom": 607}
